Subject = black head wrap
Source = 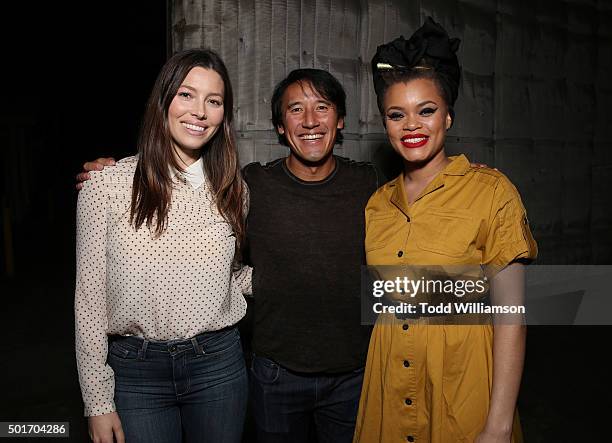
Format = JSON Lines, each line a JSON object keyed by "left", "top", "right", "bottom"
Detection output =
{"left": 371, "top": 17, "right": 461, "bottom": 107}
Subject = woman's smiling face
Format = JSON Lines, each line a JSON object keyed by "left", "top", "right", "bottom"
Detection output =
{"left": 383, "top": 77, "right": 452, "bottom": 165}
{"left": 167, "top": 67, "right": 225, "bottom": 162}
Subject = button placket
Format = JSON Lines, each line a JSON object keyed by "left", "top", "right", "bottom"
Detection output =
{"left": 400, "top": 213, "right": 411, "bottom": 261}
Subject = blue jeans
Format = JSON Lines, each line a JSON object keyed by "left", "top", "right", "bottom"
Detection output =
{"left": 249, "top": 355, "right": 364, "bottom": 443}
{"left": 107, "top": 327, "right": 248, "bottom": 443}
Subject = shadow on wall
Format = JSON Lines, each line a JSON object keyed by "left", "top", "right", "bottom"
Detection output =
{"left": 370, "top": 143, "right": 404, "bottom": 183}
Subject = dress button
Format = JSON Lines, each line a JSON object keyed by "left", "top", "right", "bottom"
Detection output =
{"left": 403, "top": 324, "right": 409, "bottom": 330}
{"left": 403, "top": 360, "right": 410, "bottom": 367}
{"left": 407, "top": 436, "right": 415, "bottom": 442}
{"left": 397, "top": 250, "right": 404, "bottom": 257}
{"left": 405, "top": 398, "right": 412, "bottom": 405}
{"left": 169, "top": 345, "right": 177, "bottom": 352}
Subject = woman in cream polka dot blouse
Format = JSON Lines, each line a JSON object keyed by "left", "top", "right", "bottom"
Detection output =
{"left": 75, "top": 49, "right": 251, "bottom": 443}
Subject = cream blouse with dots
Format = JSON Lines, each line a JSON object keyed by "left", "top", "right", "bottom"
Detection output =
{"left": 75, "top": 155, "right": 251, "bottom": 416}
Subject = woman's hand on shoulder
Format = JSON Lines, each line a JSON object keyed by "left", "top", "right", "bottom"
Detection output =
{"left": 88, "top": 412, "right": 125, "bottom": 443}
{"left": 76, "top": 157, "right": 116, "bottom": 191}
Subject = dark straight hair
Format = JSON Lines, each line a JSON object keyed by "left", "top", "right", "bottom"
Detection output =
{"left": 271, "top": 68, "right": 346, "bottom": 146}
{"left": 130, "top": 49, "right": 246, "bottom": 252}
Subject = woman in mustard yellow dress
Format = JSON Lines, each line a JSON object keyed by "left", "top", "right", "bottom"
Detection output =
{"left": 353, "top": 18, "right": 537, "bottom": 443}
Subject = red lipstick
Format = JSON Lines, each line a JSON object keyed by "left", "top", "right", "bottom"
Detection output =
{"left": 401, "top": 134, "right": 429, "bottom": 149}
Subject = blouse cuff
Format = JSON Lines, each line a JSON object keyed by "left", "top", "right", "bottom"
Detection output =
{"left": 84, "top": 399, "right": 116, "bottom": 417}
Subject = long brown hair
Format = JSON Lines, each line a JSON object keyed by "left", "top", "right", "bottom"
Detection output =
{"left": 130, "top": 49, "right": 245, "bottom": 252}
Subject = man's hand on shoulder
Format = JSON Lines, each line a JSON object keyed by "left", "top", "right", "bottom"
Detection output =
{"left": 470, "top": 162, "right": 498, "bottom": 171}
{"left": 76, "top": 157, "right": 116, "bottom": 190}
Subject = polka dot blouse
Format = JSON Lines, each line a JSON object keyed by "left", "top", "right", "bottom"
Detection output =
{"left": 74, "top": 155, "right": 251, "bottom": 416}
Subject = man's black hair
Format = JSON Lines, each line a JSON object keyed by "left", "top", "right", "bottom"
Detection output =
{"left": 271, "top": 69, "right": 346, "bottom": 146}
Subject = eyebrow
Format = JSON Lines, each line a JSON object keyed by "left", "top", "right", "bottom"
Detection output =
{"left": 178, "top": 84, "right": 223, "bottom": 97}
{"left": 417, "top": 100, "right": 438, "bottom": 107}
{"left": 385, "top": 100, "right": 438, "bottom": 112}
{"left": 287, "top": 99, "right": 332, "bottom": 108}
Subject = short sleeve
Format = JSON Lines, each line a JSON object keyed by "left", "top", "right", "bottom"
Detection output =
{"left": 482, "top": 178, "right": 538, "bottom": 268}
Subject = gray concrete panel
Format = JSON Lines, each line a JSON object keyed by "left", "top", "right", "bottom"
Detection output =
{"left": 567, "top": 1, "right": 597, "bottom": 36}
{"left": 445, "top": 138, "right": 494, "bottom": 165}
{"left": 566, "top": 34, "right": 597, "bottom": 82}
{"left": 495, "top": 75, "right": 533, "bottom": 139}
{"left": 528, "top": 78, "right": 566, "bottom": 140}
{"left": 595, "top": 86, "right": 612, "bottom": 143}
{"left": 529, "top": 25, "right": 567, "bottom": 80}
{"left": 455, "top": 71, "right": 494, "bottom": 138}
{"left": 495, "top": 14, "right": 534, "bottom": 78}
{"left": 561, "top": 141, "right": 592, "bottom": 232}
{"left": 534, "top": 0, "right": 567, "bottom": 26}
{"left": 171, "top": 0, "right": 612, "bottom": 263}
{"left": 458, "top": 1, "right": 496, "bottom": 75}
{"left": 591, "top": 163, "right": 612, "bottom": 229}
{"left": 593, "top": 141, "right": 612, "bottom": 167}
{"left": 237, "top": 0, "right": 257, "bottom": 132}
{"left": 566, "top": 82, "right": 596, "bottom": 140}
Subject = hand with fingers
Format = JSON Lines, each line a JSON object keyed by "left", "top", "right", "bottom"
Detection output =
{"left": 88, "top": 412, "right": 125, "bottom": 443}
{"left": 76, "top": 157, "right": 116, "bottom": 190}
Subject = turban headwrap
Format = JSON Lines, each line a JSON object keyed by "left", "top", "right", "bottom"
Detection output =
{"left": 371, "top": 17, "right": 461, "bottom": 108}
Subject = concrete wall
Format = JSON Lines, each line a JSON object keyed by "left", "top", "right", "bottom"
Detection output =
{"left": 170, "top": 0, "right": 612, "bottom": 264}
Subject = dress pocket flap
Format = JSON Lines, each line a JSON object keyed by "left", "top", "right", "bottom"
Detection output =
{"left": 414, "top": 208, "right": 479, "bottom": 258}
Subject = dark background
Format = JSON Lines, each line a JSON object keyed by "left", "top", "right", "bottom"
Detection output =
{"left": 1, "top": 1, "right": 168, "bottom": 440}
{"left": 1, "top": 1, "right": 610, "bottom": 441}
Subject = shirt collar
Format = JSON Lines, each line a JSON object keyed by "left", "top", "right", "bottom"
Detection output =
{"left": 389, "top": 154, "right": 471, "bottom": 216}
{"left": 172, "top": 157, "right": 205, "bottom": 190}
{"left": 441, "top": 154, "right": 470, "bottom": 176}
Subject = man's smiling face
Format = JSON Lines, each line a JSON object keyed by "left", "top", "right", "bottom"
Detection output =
{"left": 277, "top": 81, "right": 344, "bottom": 166}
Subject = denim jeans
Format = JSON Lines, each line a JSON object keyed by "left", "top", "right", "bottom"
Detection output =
{"left": 249, "top": 355, "right": 364, "bottom": 443}
{"left": 107, "top": 327, "right": 248, "bottom": 443}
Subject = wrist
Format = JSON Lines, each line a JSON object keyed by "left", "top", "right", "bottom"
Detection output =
{"left": 482, "top": 419, "right": 513, "bottom": 436}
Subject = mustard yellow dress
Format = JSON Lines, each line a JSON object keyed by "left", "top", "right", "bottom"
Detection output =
{"left": 353, "top": 155, "right": 538, "bottom": 443}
